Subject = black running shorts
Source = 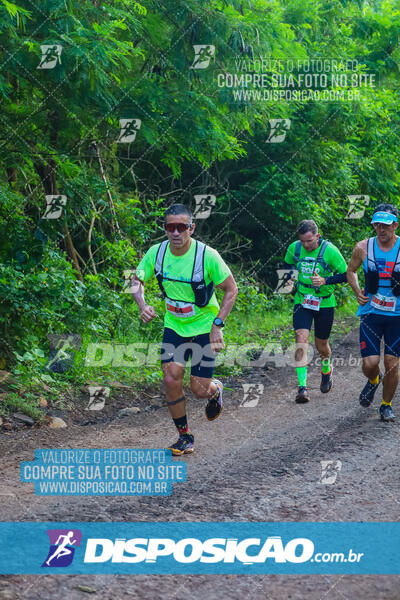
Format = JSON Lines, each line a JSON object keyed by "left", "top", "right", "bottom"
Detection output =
{"left": 293, "top": 304, "right": 334, "bottom": 340}
{"left": 160, "top": 327, "right": 215, "bottom": 378}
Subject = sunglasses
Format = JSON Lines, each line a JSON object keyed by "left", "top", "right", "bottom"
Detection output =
{"left": 164, "top": 222, "right": 193, "bottom": 233}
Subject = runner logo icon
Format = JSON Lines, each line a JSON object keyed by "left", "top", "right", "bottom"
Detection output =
{"left": 42, "top": 529, "right": 82, "bottom": 567}
{"left": 319, "top": 460, "right": 342, "bottom": 485}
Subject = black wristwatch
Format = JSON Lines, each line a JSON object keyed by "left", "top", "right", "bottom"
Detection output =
{"left": 213, "top": 317, "right": 225, "bottom": 328}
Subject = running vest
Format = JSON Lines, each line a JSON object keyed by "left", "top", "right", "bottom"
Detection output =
{"left": 293, "top": 238, "right": 333, "bottom": 298}
{"left": 364, "top": 236, "right": 400, "bottom": 296}
{"left": 357, "top": 236, "right": 400, "bottom": 317}
{"left": 154, "top": 240, "right": 215, "bottom": 308}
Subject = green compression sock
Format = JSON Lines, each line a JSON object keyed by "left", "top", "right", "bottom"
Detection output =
{"left": 321, "top": 357, "right": 331, "bottom": 374}
{"left": 296, "top": 366, "right": 307, "bottom": 387}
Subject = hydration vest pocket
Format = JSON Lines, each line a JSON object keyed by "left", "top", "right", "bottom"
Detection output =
{"left": 364, "top": 270, "right": 379, "bottom": 295}
{"left": 191, "top": 280, "right": 214, "bottom": 307}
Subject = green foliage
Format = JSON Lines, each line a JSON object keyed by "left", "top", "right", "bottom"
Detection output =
{"left": 0, "top": 0, "right": 398, "bottom": 396}
{"left": 0, "top": 392, "right": 45, "bottom": 422}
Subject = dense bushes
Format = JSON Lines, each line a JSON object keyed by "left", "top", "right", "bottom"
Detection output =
{"left": 0, "top": 0, "right": 397, "bottom": 382}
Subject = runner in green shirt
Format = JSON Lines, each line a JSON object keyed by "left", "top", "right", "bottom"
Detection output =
{"left": 131, "top": 204, "right": 238, "bottom": 455}
{"left": 283, "top": 219, "right": 347, "bottom": 403}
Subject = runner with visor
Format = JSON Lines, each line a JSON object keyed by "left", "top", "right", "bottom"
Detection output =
{"left": 347, "top": 203, "right": 400, "bottom": 421}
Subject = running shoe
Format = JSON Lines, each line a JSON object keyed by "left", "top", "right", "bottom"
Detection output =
{"left": 205, "top": 379, "right": 223, "bottom": 421}
{"left": 379, "top": 404, "right": 395, "bottom": 422}
{"left": 295, "top": 386, "right": 310, "bottom": 403}
{"left": 320, "top": 364, "right": 334, "bottom": 393}
{"left": 359, "top": 374, "right": 382, "bottom": 407}
{"left": 167, "top": 433, "right": 194, "bottom": 456}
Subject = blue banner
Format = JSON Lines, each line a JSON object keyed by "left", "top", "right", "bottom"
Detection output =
{"left": 0, "top": 522, "right": 399, "bottom": 574}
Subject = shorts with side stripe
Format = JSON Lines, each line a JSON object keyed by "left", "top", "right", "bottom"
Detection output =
{"left": 359, "top": 313, "right": 400, "bottom": 357}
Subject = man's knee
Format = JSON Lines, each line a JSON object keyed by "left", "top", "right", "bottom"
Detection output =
{"left": 384, "top": 355, "right": 399, "bottom": 376}
{"left": 295, "top": 332, "right": 309, "bottom": 344}
{"left": 362, "top": 356, "right": 380, "bottom": 375}
{"left": 163, "top": 366, "right": 184, "bottom": 389}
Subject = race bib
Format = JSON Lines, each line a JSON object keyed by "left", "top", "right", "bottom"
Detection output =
{"left": 166, "top": 299, "right": 196, "bottom": 318}
{"left": 302, "top": 294, "right": 321, "bottom": 311}
{"left": 371, "top": 293, "right": 396, "bottom": 312}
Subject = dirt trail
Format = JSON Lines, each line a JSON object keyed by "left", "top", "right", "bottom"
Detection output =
{"left": 1, "top": 327, "right": 400, "bottom": 599}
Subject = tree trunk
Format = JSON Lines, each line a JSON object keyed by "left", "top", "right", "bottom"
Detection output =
{"left": 6, "top": 167, "right": 17, "bottom": 187}
{"left": 91, "top": 140, "right": 121, "bottom": 236}
{"left": 34, "top": 111, "right": 83, "bottom": 282}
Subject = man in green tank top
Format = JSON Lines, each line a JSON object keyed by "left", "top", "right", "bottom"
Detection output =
{"left": 131, "top": 204, "right": 238, "bottom": 455}
{"left": 283, "top": 219, "right": 347, "bottom": 403}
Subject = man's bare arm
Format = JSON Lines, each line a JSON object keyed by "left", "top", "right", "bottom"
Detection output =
{"left": 131, "top": 275, "right": 156, "bottom": 323}
{"left": 209, "top": 274, "right": 238, "bottom": 353}
{"left": 347, "top": 240, "right": 369, "bottom": 305}
{"left": 215, "top": 274, "right": 238, "bottom": 321}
